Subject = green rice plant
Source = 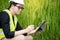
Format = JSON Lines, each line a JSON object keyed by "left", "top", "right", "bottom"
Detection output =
{"left": 0, "top": 0, "right": 60, "bottom": 40}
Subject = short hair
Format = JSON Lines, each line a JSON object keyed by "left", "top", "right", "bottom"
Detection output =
{"left": 8, "top": 1, "right": 18, "bottom": 9}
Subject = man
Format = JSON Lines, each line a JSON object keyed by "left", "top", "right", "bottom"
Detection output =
{"left": 0, "top": 0, "right": 35, "bottom": 40}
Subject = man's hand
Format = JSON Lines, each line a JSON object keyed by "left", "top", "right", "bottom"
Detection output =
{"left": 28, "top": 30, "right": 36, "bottom": 34}
{"left": 25, "top": 25, "right": 35, "bottom": 33}
{"left": 28, "top": 27, "right": 42, "bottom": 35}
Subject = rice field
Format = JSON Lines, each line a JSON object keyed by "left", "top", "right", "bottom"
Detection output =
{"left": 0, "top": 0, "right": 60, "bottom": 40}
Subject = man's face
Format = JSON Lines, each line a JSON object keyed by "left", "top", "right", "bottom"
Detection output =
{"left": 14, "top": 4, "right": 24, "bottom": 14}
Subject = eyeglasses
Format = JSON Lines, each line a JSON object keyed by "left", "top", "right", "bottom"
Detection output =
{"left": 16, "top": 6, "right": 24, "bottom": 10}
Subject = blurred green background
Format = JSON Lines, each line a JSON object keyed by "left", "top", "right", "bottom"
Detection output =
{"left": 0, "top": 0, "right": 60, "bottom": 40}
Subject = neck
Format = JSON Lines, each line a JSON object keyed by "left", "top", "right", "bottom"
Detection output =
{"left": 9, "top": 7, "right": 15, "bottom": 16}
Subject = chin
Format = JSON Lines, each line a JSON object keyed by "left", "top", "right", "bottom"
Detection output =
{"left": 16, "top": 13, "right": 21, "bottom": 15}
{"left": 16, "top": 11, "right": 21, "bottom": 14}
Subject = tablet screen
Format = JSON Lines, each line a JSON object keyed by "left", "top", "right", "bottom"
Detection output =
{"left": 36, "top": 20, "right": 46, "bottom": 32}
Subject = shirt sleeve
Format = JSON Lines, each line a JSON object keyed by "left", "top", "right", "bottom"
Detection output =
{"left": 0, "top": 11, "right": 15, "bottom": 39}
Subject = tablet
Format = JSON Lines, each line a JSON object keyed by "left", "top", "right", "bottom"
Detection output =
{"left": 36, "top": 20, "right": 46, "bottom": 32}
